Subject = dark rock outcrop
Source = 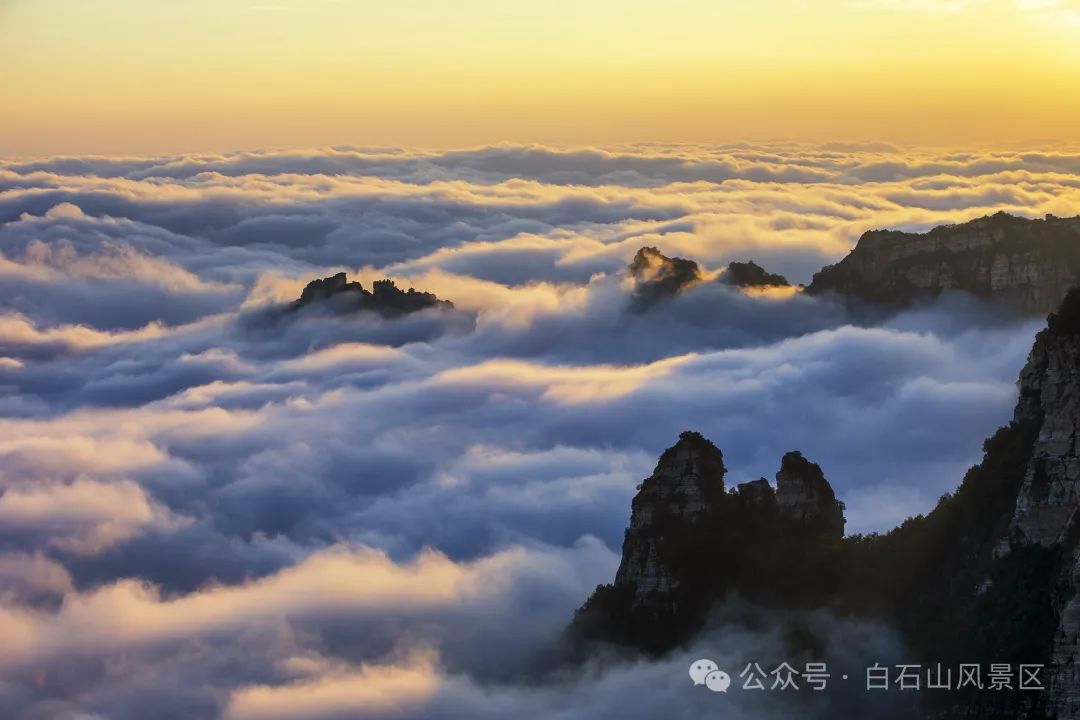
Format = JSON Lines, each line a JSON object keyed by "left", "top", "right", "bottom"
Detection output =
{"left": 723, "top": 260, "right": 790, "bottom": 288}
{"left": 612, "top": 431, "right": 726, "bottom": 613}
{"left": 775, "top": 451, "right": 845, "bottom": 537}
{"left": 625, "top": 214, "right": 1080, "bottom": 315}
{"left": 573, "top": 289, "right": 1080, "bottom": 717}
{"left": 628, "top": 247, "right": 703, "bottom": 310}
{"left": 297, "top": 271, "right": 359, "bottom": 305}
{"left": 736, "top": 477, "right": 774, "bottom": 506}
{"left": 808, "top": 212, "right": 1080, "bottom": 313}
{"left": 572, "top": 433, "right": 844, "bottom": 653}
{"left": 991, "top": 288, "right": 1080, "bottom": 717}
{"left": 291, "top": 272, "right": 452, "bottom": 316}
{"left": 628, "top": 250, "right": 793, "bottom": 309}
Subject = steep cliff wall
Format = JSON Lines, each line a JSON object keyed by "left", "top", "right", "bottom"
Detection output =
{"left": 808, "top": 212, "right": 1080, "bottom": 313}
{"left": 995, "top": 290, "right": 1080, "bottom": 718}
{"left": 572, "top": 289, "right": 1080, "bottom": 717}
{"left": 573, "top": 433, "right": 845, "bottom": 653}
{"left": 775, "top": 450, "right": 845, "bottom": 537}
{"left": 612, "top": 431, "right": 726, "bottom": 611}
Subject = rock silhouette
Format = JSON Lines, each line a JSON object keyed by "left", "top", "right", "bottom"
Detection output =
{"left": 573, "top": 288, "right": 1080, "bottom": 717}
{"left": 291, "top": 272, "right": 452, "bottom": 316}
{"left": 808, "top": 211, "right": 1080, "bottom": 313}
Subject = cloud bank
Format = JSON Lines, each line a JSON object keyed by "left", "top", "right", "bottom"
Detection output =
{"left": 0, "top": 142, "right": 1074, "bottom": 718}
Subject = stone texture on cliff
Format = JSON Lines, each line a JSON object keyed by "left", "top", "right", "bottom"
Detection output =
{"left": 997, "top": 289, "right": 1080, "bottom": 717}
{"left": 723, "top": 260, "right": 790, "bottom": 288}
{"left": 573, "top": 286, "right": 1080, "bottom": 716}
{"left": 736, "top": 478, "right": 775, "bottom": 506}
{"left": 775, "top": 451, "right": 846, "bottom": 538}
{"left": 613, "top": 431, "right": 725, "bottom": 608}
{"left": 292, "top": 272, "right": 452, "bottom": 315}
{"left": 575, "top": 432, "right": 846, "bottom": 652}
{"left": 808, "top": 212, "right": 1080, "bottom": 313}
{"left": 1001, "top": 329, "right": 1080, "bottom": 548}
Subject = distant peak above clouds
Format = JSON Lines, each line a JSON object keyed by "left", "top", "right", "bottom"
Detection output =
{"left": 808, "top": 211, "right": 1080, "bottom": 313}
{"left": 628, "top": 246, "right": 793, "bottom": 311}
{"left": 0, "top": 142, "right": 1072, "bottom": 719}
{"left": 627, "top": 247, "right": 704, "bottom": 310}
{"left": 721, "top": 261, "right": 791, "bottom": 289}
{"left": 292, "top": 272, "right": 453, "bottom": 317}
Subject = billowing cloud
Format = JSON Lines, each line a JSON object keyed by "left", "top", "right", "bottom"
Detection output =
{"left": 0, "top": 142, "right": 1074, "bottom": 717}
{"left": 0, "top": 478, "right": 184, "bottom": 555}
{"left": 223, "top": 659, "right": 440, "bottom": 720}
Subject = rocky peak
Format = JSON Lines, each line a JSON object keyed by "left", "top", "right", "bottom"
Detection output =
{"left": 574, "top": 434, "right": 844, "bottom": 652}
{"left": 974, "top": 288, "right": 1080, "bottom": 717}
{"left": 628, "top": 247, "right": 703, "bottom": 309}
{"left": 613, "top": 432, "right": 725, "bottom": 599}
{"left": 775, "top": 451, "right": 846, "bottom": 538}
{"left": 634, "top": 430, "right": 725, "bottom": 513}
{"left": 1000, "top": 288, "right": 1080, "bottom": 549}
{"left": 292, "top": 272, "right": 452, "bottom": 316}
{"left": 736, "top": 477, "right": 775, "bottom": 505}
{"left": 807, "top": 212, "right": 1080, "bottom": 313}
{"left": 572, "top": 275, "right": 1080, "bottom": 717}
{"left": 723, "top": 260, "right": 790, "bottom": 288}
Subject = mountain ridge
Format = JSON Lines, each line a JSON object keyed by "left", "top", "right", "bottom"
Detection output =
{"left": 808, "top": 212, "right": 1080, "bottom": 313}
{"left": 572, "top": 287, "right": 1080, "bottom": 717}
{"left": 290, "top": 271, "right": 453, "bottom": 316}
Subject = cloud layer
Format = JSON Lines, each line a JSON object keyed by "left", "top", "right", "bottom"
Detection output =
{"left": 0, "top": 142, "right": 1073, "bottom": 718}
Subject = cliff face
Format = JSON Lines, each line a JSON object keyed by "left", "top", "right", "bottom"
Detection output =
{"left": 627, "top": 248, "right": 791, "bottom": 309}
{"left": 573, "top": 433, "right": 845, "bottom": 652}
{"left": 627, "top": 247, "right": 704, "bottom": 310}
{"left": 613, "top": 431, "right": 725, "bottom": 611}
{"left": 1000, "top": 324, "right": 1080, "bottom": 549}
{"left": 573, "top": 289, "right": 1080, "bottom": 717}
{"left": 995, "top": 291, "right": 1080, "bottom": 717}
{"left": 808, "top": 212, "right": 1080, "bottom": 313}
{"left": 775, "top": 450, "right": 845, "bottom": 537}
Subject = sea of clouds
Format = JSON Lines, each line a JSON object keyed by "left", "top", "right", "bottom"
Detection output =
{"left": 0, "top": 142, "right": 1077, "bottom": 718}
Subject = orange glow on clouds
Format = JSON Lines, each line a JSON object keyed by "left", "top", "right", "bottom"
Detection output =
{"left": 1, "top": 0, "right": 1079, "bottom": 154}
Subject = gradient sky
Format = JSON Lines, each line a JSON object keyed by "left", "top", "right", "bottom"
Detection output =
{"left": 2, "top": 0, "right": 1079, "bottom": 154}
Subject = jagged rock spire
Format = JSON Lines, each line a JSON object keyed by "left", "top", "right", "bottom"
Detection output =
{"left": 723, "top": 260, "right": 790, "bottom": 288}
{"left": 613, "top": 431, "right": 725, "bottom": 604}
{"left": 807, "top": 212, "right": 1080, "bottom": 313}
{"left": 291, "top": 272, "right": 452, "bottom": 316}
{"left": 993, "top": 288, "right": 1080, "bottom": 717}
{"left": 627, "top": 247, "right": 703, "bottom": 309}
{"left": 775, "top": 451, "right": 845, "bottom": 538}
{"left": 1002, "top": 289, "right": 1080, "bottom": 549}
{"left": 574, "top": 432, "right": 845, "bottom": 652}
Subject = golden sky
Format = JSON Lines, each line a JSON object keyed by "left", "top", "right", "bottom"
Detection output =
{"left": 2, "top": 0, "right": 1079, "bottom": 155}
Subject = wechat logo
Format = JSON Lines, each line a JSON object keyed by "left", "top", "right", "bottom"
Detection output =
{"left": 689, "top": 659, "right": 731, "bottom": 693}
